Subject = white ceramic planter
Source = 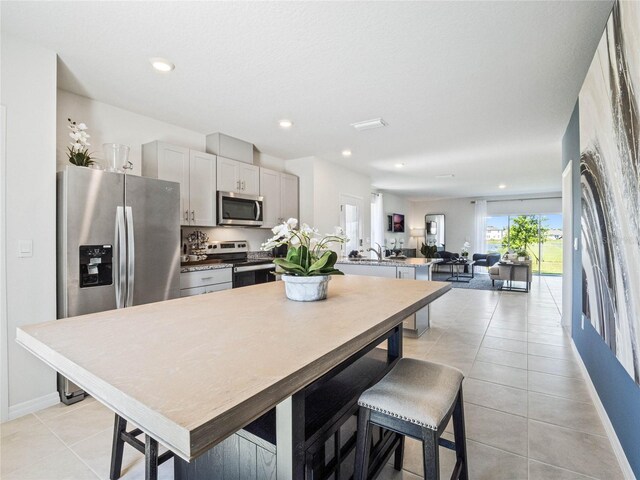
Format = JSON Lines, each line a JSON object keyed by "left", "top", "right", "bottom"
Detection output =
{"left": 282, "top": 275, "right": 331, "bottom": 302}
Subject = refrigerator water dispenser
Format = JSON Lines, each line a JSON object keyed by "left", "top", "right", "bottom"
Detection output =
{"left": 79, "top": 245, "right": 113, "bottom": 287}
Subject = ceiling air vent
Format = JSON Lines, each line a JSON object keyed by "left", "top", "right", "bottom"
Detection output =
{"left": 350, "top": 118, "right": 388, "bottom": 131}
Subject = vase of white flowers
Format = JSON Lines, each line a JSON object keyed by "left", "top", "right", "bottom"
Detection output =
{"left": 67, "top": 118, "right": 95, "bottom": 167}
{"left": 262, "top": 219, "right": 347, "bottom": 301}
{"left": 461, "top": 241, "right": 471, "bottom": 258}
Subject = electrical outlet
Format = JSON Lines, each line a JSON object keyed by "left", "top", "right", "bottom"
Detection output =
{"left": 581, "top": 313, "right": 585, "bottom": 330}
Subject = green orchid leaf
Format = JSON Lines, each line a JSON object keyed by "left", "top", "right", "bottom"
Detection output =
{"left": 274, "top": 258, "right": 307, "bottom": 275}
{"left": 298, "top": 245, "right": 310, "bottom": 269}
{"left": 308, "top": 251, "right": 332, "bottom": 272}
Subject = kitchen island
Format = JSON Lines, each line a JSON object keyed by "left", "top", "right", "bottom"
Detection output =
{"left": 17, "top": 276, "right": 450, "bottom": 479}
{"left": 337, "top": 257, "right": 442, "bottom": 337}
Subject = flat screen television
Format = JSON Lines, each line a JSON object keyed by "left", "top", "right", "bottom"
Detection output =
{"left": 392, "top": 213, "right": 405, "bottom": 233}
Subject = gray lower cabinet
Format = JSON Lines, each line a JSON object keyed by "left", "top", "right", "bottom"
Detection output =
{"left": 180, "top": 269, "right": 232, "bottom": 297}
{"left": 338, "top": 263, "right": 432, "bottom": 336}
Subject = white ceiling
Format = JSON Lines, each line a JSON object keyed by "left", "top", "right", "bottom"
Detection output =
{"left": 1, "top": 1, "right": 612, "bottom": 200}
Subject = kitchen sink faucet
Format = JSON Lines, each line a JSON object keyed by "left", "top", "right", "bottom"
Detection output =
{"left": 367, "top": 242, "right": 384, "bottom": 260}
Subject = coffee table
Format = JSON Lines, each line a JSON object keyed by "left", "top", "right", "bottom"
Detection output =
{"left": 441, "top": 259, "right": 475, "bottom": 283}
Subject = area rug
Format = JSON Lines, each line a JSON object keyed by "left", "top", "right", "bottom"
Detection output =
{"left": 431, "top": 272, "right": 503, "bottom": 291}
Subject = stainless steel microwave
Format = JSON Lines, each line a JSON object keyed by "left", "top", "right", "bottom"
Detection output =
{"left": 217, "top": 191, "right": 264, "bottom": 227}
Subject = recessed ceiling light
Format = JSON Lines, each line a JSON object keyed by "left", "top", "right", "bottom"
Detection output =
{"left": 279, "top": 119, "right": 293, "bottom": 128}
{"left": 395, "top": 163, "right": 404, "bottom": 168}
{"left": 342, "top": 149, "right": 352, "bottom": 157}
{"left": 435, "top": 174, "right": 455, "bottom": 178}
{"left": 149, "top": 57, "right": 175, "bottom": 72}
{"left": 351, "top": 118, "right": 388, "bottom": 131}
{"left": 499, "top": 184, "right": 507, "bottom": 189}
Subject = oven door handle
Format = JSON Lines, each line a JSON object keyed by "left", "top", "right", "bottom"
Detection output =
{"left": 234, "top": 263, "right": 275, "bottom": 273}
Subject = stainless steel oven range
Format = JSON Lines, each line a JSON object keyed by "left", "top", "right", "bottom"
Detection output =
{"left": 205, "top": 240, "right": 275, "bottom": 288}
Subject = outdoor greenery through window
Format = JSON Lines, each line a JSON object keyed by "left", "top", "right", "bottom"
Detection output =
{"left": 485, "top": 214, "right": 563, "bottom": 275}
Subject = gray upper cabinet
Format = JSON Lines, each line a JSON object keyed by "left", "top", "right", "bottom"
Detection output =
{"left": 259, "top": 167, "right": 282, "bottom": 228}
{"left": 217, "top": 156, "right": 259, "bottom": 195}
{"left": 142, "top": 141, "right": 216, "bottom": 227}
{"left": 206, "top": 133, "right": 253, "bottom": 164}
{"left": 260, "top": 168, "right": 299, "bottom": 227}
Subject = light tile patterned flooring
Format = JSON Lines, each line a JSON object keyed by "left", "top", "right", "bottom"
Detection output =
{"left": 0, "top": 276, "right": 625, "bottom": 479}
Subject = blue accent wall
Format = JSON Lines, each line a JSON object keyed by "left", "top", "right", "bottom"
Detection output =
{"left": 562, "top": 100, "right": 640, "bottom": 478}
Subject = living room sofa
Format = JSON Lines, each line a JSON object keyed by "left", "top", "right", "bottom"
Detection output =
{"left": 472, "top": 253, "right": 501, "bottom": 268}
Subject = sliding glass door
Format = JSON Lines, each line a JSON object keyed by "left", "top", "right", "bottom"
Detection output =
{"left": 485, "top": 214, "right": 562, "bottom": 275}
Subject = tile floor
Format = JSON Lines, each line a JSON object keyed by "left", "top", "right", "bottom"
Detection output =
{"left": 0, "top": 276, "right": 625, "bottom": 479}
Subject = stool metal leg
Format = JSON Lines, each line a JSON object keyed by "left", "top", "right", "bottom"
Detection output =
{"left": 145, "top": 435, "right": 158, "bottom": 480}
{"left": 109, "top": 414, "right": 127, "bottom": 480}
{"left": 422, "top": 428, "right": 439, "bottom": 480}
{"left": 452, "top": 390, "right": 469, "bottom": 480}
{"left": 354, "top": 407, "right": 372, "bottom": 480}
{"left": 393, "top": 435, "right": 405, "bottom": 471}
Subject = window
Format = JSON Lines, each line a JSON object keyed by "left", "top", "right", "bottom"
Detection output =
{"left": 485, "top": 213, "right": 562, "bottom": 275}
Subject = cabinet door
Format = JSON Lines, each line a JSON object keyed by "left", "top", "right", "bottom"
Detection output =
{"left": 156, "top": 143, "right": 190, "bottom": 225}
{"left": 260, "top": 168, "right": 281, "bottom": 228}
{"left": 280, "top": 173, "right": 299, "bottom": 222}
{"left": 189, "top": 151, "right": 217, "bottom": 226}
{"left": 239, "top": 163, "right": 260, "bottom": 195}
{"left": 339, "top": 264, "right": 397, "bottom": 278}
{"left": 217, "top": 156, "right": 239, "bottom": 193}
{"left": 396, "top": 267, "right": 415, "bottom": 280}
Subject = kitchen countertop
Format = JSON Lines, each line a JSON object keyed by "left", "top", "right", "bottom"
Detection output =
{"left": 337, "top": 257, "right": 442, "bottom": 268}
{"left": 180, "top": 263, "right": 233, "bottom": 273}
{"left": 16, "top": 276, "right": 450, "bottom": 461}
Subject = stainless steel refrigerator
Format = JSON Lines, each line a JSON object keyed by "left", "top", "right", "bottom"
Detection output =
{"left": 57, "top": 166, "right": 180, "bottom": 404}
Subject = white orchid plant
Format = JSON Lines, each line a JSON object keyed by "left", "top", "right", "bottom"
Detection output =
{"left": 262, "top": 218, "right": 347, "bottom": 276}
{"left": 461, "top": 241, "right": 471, "bottom": 257}
{"left": 67, "top": 118, "right": 95, "bottom": 167}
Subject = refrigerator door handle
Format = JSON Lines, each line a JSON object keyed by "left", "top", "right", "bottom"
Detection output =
{"left": 125, "top": 206, "right": 135, "bottom": 307}
{"left": 115, "top": 206, "right": 126, "bottom": 309}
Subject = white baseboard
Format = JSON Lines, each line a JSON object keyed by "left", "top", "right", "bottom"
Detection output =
{"left": 571, "top": 340, "right": 635, "bottom": 479}
{"left": 7, "top": 391, "right": 59, "bottom": 420}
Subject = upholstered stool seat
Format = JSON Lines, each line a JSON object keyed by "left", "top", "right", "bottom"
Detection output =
{"left": 359, "top": 358, "right": 464, "bottom": 431}
{"left": 354, "top": 358, "right": 468, "bottom": 480}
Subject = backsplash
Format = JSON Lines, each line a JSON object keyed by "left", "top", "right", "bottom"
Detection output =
{"left": 181, "top": 226, "right": 272, "bottom": 253}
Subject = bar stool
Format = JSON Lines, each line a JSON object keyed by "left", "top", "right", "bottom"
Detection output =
{"left": 109, "top": 414, "right": 173, "bottom": 480}
{"left": 354, "top": 358, "right": 468, "bottom": 480}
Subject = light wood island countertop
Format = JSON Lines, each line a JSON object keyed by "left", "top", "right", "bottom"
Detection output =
{"left": 17, "top": 276, "right": 450, "bottom": 461}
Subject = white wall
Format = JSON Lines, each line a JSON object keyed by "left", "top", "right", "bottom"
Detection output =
{"left": 487, "top": 195, "right": 562, "bottom": 216}
{"left": 284, "top": 157, "right": 372, "bottom": 253}
{"left": 255, "top": 151, "right": 285, "bottom": 171}
{"left": 379, "top": 192, "right": 411, "bottom": 250}
{"left": 285, "top": 156, "right": 315, "bottom": 225}
{"left": 410, "top": 198, "right": 475, "bottom": 255}
{"left": 1, "top": 35, "right": 59, "bottom": 419}
{"left": 313, "top": 159, "right": 371, "bottom": 245}
{"left": 57, "top": 90, "right": 206, "bottom": 175}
